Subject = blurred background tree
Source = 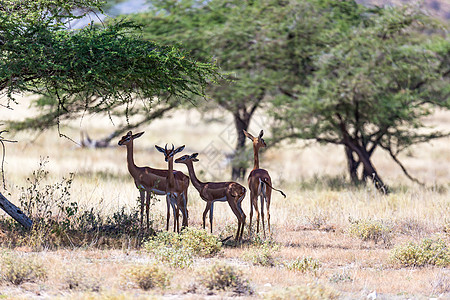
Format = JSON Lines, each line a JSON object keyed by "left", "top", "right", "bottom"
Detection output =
{"left": 270, "top": 3, "right": 450, "bottom": 192}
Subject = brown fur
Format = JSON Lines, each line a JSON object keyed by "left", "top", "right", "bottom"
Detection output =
{"left": 155, "top": 144, "right": 189, "bottom": 233}
{"left": 176, "top": 153, "right": 247, "bottom": 241}
{"left": 244, "top": 130, "right": 285, "bottom": 238}
{"left": 118, "top": 131, "right": 189, "bottom": 231}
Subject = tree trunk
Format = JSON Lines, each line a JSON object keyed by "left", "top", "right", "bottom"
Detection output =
{"left": 362, "top": 166, "right": 371, "bottom": 183}
{"left": 231, "top": 114, "right": 250, "bottom": 181}
{"left": 345, "top": 142, "right": 389, "bottom": 193}
{"left": 222, "top": 92, "right": 265, "bottom": 181}
{"left": 0, "top": 192, "right": 33, "bottom": 230}
{"left": 345, "top": 146, "right": 360, "bottom": 184}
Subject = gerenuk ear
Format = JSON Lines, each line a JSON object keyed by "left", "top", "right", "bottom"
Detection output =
{"left": 133, "top": 132, "right": 145, "bottom": 139}
{"left": 258, "top": 130, "right": 264, "bottom": 138}
{"left": 155, "top": 145, "right": 165, "bottom": 153}
{"left": 174, "top": 145, "right": 185, "bottom": 154}
{"left": 243, "top": 130, "right": 254, "bottom": 140}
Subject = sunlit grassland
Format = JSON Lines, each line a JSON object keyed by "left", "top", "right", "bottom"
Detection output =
{"left": 0, "top": 95, "right": 449, "bottom": 298}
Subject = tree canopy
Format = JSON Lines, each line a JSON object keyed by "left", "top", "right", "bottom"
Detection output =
{"left": 271, "top": 3, "right": 450, "bottom": 191}
{"left": 0, "top": 0, "right": 219, "bottom": 132}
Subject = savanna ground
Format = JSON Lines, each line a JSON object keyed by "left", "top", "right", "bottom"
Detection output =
{"left": 0, "top": 95, "right": 448, "bottom": 299}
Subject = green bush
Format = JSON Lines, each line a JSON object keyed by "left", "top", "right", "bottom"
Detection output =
{"left": 0, "top": 253, "right": 47, "bottom": 285}
{"left": 144, "top": 231, "right": 191, "bottom": 268}
{"left": 347, "top": 217, "right": 393, "bottom": 245}
{"left": 153, "top": 245, "right": 194, "bottom": 269}
{"left": 196, "top": 263, "right": 253, "bottom": 296}
{"left": 286, "top": 256, "right": 322, "bottom": 276}
{"left": 143, "top": 228, "right": 222, "bottom": 268}
{"left": 242, "top": 240, "right": 279, "bottom": 267}
{"left": 126, "top": 264, "right": 169, "bottom": 290}
{"left": 264, "top": 284, "right": 340, "bottom": 300}
{"left": 390, "top": 237, "right": 450, "bottom": 267}
{"left": 179, "top": 227, "right": 222, "bottom": 257}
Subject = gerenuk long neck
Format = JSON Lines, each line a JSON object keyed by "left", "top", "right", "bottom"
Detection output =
{"left": 125, "top": 141, "right": 140, "bottom": 178}
{"left": 184, "top": 161, "right": 204, "bottom": 192}
{"left": 167, "top": 157, "right": 175, "bottom": 188}
{"left": 252, "top": 144, "right": 260, "bottom": 170}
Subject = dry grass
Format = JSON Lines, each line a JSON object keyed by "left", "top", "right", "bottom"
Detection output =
{"left": 0, "top": 95, "right": 449, "bottom": 298}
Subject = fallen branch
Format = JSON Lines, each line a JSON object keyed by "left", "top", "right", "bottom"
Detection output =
{"left": 0, "top": 192, "right": 32, "bottom": 230}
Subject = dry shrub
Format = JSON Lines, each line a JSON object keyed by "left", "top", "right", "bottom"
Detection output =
{"left": 390, "top": 237, "right": 450, "bottom": 267}
{"left": 395, "top": 218, "right": 429, "bottom": 236}
{"left": 347, "top": 217, "right": 394, "bottom": 245}
{"left": 65, "top": 268, "right": 101, "bottom": 292}
{"left": 430, "top": 269, "right": 450, "bottom": 295}
{"left": 0, "top": 253, "right": 47, "bottom": 285}
{"left": 1, "top": 159, "right": 143, "bottom": 250}
{"left": 328, "top": 270, "right": 353, "bottom": 283}
{"left": 195, "top": 263, "right": 253, "bottom": 296}
{"left": 264, "top": 283, "right": 340, "bottom": 300}
{"left": 306, "top": 210, "right": 330, "bottom": 230}
{"left": 125, "top": 264, "right": 169, "bottom": 290}
{"left": 286, "top": 256, "right": 322, "bottom": 277}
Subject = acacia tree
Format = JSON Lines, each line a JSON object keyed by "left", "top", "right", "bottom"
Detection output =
{"left": 271, "top": 3, "right": 450, "bottom": 191}
{"left": 0, "top": 0, "right": 218, "bottom": 223}
{"left": 1, "top": 0, "right": 218, "bottom": 133}
{"left": 128, "top": 0, "right": 279, "bottom": 180}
